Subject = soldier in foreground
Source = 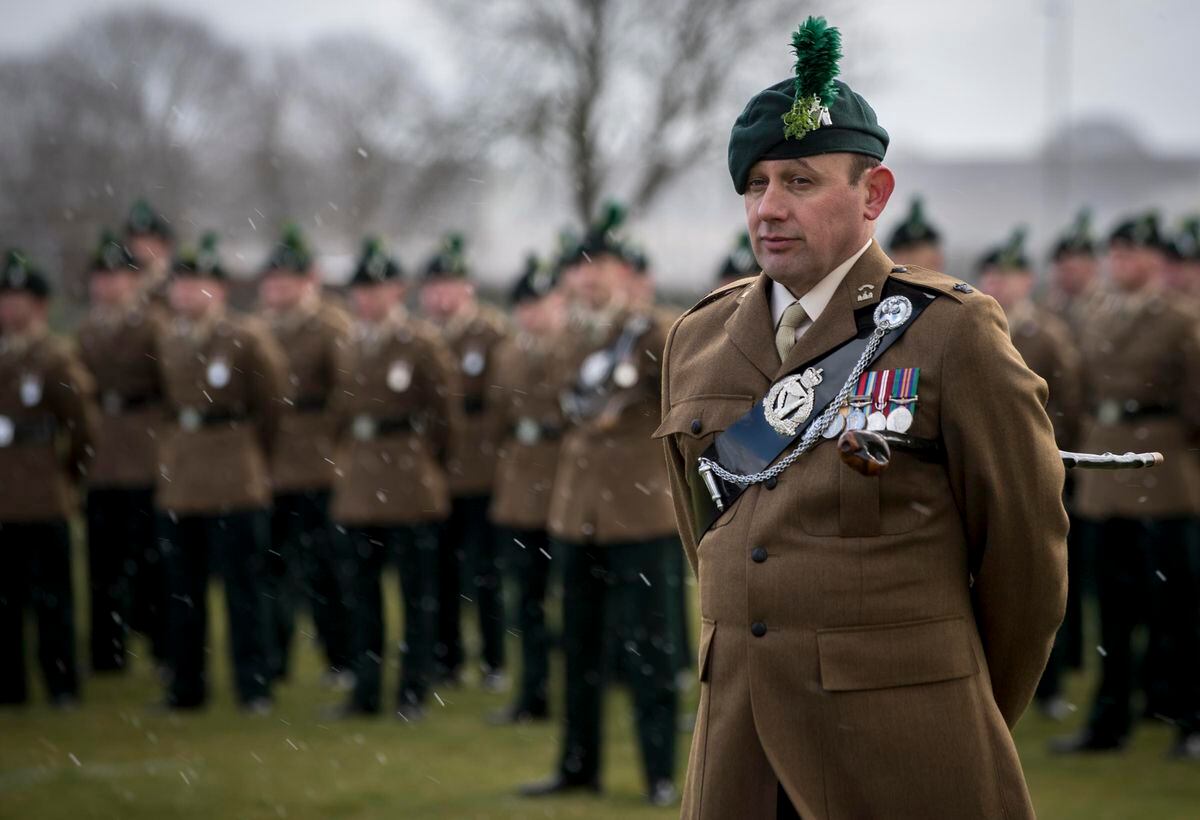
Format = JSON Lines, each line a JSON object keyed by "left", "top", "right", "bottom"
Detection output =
{"left": 77, "top": 231, "right": 167, "bottom": 673}
{"left": 658, "top": 18, "right": 1068, "bottom": 817}
{"left": 155, "top": 236, "right": 286, "bottom": 713}
{"left": 258, "top": 225, "right": 353, "bottom": 686}
{"left": 0, "top": 250, "right": 96, "bottom": 707}
{"left": 329, "top": 239, "right": 456, "bottom": 721}
{"left": 521, "top": 207, "right": 679, "bottom": 807}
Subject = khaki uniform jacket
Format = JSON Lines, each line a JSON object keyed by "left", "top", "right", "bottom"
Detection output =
{"left": 547, "top": 307, "right": 677, "bottom": 544}
{"left": 0, "top": 331, "right": 97, "bottom": 522}
{"left": 329, "top": 312, "right": 457, "bottom": 527}
{"left": 77, "top": 305, "right": 165, "bottom": 488}
{"left": 658, "top": 243, "right": 1068, "bottom": 820}
{"left": 440, "top": 305, "right": 508, "bottom": 498}
{"left": 489, "top": 331, "right": 566, "bottom": 530}
{"left": 1007, "top": 301, "right": 1084, "bottom": 450}
{"left": 265, "top": 299, "right": 352, "bottom": 494}
{"left": 155, "top": 311, "right": 288, "bottom": 515}
{"left": 1074, "top": 289, "right": 1200, "bottom": 519}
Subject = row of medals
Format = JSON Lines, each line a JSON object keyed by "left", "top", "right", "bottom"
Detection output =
{"left": 820, "top": 394, "right": 916, "bottom": 439}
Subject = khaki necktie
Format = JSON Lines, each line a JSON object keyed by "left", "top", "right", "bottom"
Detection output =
{"left": 775, "top": 302, "right": 808, "bottom": 361}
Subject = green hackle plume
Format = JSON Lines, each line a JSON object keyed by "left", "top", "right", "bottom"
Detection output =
{"left": 595, "top": 200, "right": 627, "bottom": 238}
{"left": 783, "top": 16, "right": 843, "bottom": 140}
{"left": 998, "top": 226, "right": 1028, "bottom": 269}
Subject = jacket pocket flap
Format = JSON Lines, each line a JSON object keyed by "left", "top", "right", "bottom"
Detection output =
{"left": 651, "top": 395, "right": 753, "bottom": 440}
{"left": 698, "top": 618, "right": 716, "bottom": 682}
{"left": 817, "top": 615, "right": 978, "bottom": 691}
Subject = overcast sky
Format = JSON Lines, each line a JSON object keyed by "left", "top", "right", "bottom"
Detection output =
{"left": 3, "top": 0, "right": 1199, "bottom": 158}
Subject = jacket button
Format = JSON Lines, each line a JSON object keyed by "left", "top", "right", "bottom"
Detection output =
{"left": 751, "top": 621, "right": 768, "bottom": 638}
{"left": 764, "top": 476, "right": 778, "bottom": 490}
{"left": 751, "top": 547, "right": 768, "bottom": 563}
{"left": 690, "top": 418, "right": 702, "bottom": 434}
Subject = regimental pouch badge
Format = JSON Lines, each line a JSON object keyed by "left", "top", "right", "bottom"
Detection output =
{"left": 462, "top": 348, "right": 486, "bottom": 377}
{"left": 387, "top": 360, "right": 413, "bottom": 393}
{"left": 579, "top": 350, "right": 614, "bottom": 389}
{"left": 19, "top": 373, "right": 43, "bottom": 407}
{"left": 515, "top": 417, "right": 541, "bottom": 445}
{"left": 764, "top": 367, "right": 824, "bottom": 437}
{"left": 206, "top": 357, "right": 231, "bottom": 389}
{"left": 822, "top": 367, "right": 921, "bottom": 437}
{"left": 612, "top": 360, "right": 639, "bottom": 389}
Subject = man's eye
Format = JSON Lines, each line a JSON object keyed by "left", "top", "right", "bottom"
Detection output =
{"left": 791, "top": 177, "right": 811, "bottom": 185}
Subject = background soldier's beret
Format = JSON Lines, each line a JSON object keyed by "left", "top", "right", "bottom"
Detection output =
{"left": 509, "top": 254, "right": 558, "bottom": 305}
{"left": 562, "top": 201, "right": 637, "bottom": 268}
{"left": 88, "top": 229, "right": 138, "bottom": 274}
{"left": 977, "top": 227, "right": 1030, "bottom": 274}
{"left": 1175, "top": 216, "right": 1200, "bottom": 263}
{"left": 1108, "top": 211, "right": 1167, "bottom": 251}
{"left": 888, "top": 197, "right": 941, "bottom": 250}
{"left": 0, "top": 248, "right": 51, "bottom": 298}
{"left": 728, "top": 17, "right": 889, "bottom": 194}
{"left": 263, "top": 223, "right": 314, "bottom": 275}
{"left": 717, "top": 232, "right": 760, "bottom": 282}
{"left": 423, "top": 233, "right": 470, "bottom": 281}
{"left": 349, "top": 236, "right": 402, "bottom": 287}
{"left": 1051, "top": 208, "right": 1096, "bottom": 260}
{"left": 124, "top": 198, "right": 174, "bottom": 240}
{"left": 172, "top": 232, "right": 227, "bottom": 280}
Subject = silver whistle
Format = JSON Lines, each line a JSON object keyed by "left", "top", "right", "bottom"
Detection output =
{"left": 697, "top": 458, "right": 726, "bottom": 512}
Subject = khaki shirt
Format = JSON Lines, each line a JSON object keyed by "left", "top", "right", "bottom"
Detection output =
{"left": 77, "top": 304, "right": 165, "bottom": 488}
{"left": 155, "top": 311, "right": 288, "bottom": 515}
{"left": 658, "top": 244, "right": 1066, "bottom": 819}
{"left": 329, "top": 312, "right": 458, "bottom": 527}
{"left": 0, "top": 330, "right": 97, "bottom": 522}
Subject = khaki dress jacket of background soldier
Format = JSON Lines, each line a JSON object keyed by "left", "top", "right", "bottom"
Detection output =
{"left": 547, "top": 308, "right": 677, "bottom": 544}
{"left": 489, "top": 331, "right": 567, "bottom": 530}
{"left": 0, "top": 332, "right": 97, "bottom": 522}
{"left": 1006, "top": 301, "right": 1084, "bottom": 450}
{"left": 658, "top": 244, "right": 1068, "bottom": 820}
{"left": 1074, "top": 290, "right": 1200, "bottom": 519}
{"left": 76, "top": 305, "right": 165, "bottom": 488}
{"left": 155, "top": 312, "right": 287, "bottom": 515}
{"left": 267, "top": 299, "right": 352, "bottom": 493}
{"left": 329, "top": 312, "right": 459, "bottom": 527}
{"left": 441, "top": 305, "right": 508, "bottom": 498}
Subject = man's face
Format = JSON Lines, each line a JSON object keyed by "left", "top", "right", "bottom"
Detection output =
{"left": 419, "top": 279, "right": 474, "bottom": 321}
{"left": 514, "top": 290, "right": 567, "bottom": 335}
{"left": 351, "top": 281, "right": 402, "bottom": 323}
{"left": 169, "top": 276, "right": 225, "bottom": 320}
{"left": 0, "top": 291, "right": 46, "bottom": 334}
{"left": 88, "top": 269, "right": 138, "bottom": 307}
{"left": 571, "top": 254, "right": 631, "bottom": 310}
{"left": 744, "top": 154, "right": 893, "bottom": 293}
{"left": 127, "top": 235, "right": 171, "bottom": 273}
{"left": 978, "top": 267, "right": 1034, "bottom": 311}
{"left": 895, "top": 241, "right": 944, "bottom": 273}
{"left": 1163, "top": 258, "right": 1200, "bottom": 296}
{"left": 258, "top": 271, "right": 313, "bottom": 312}
{"left": 1052, "top": 252, "right": 1097, "bottom": 296}
{"left": 1107, "top": 243, "right": 1162, "bottom": 293}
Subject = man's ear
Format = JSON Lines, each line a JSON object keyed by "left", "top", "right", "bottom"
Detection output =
{"left": 863, "top": 165, "right": 896, "bottom": 221}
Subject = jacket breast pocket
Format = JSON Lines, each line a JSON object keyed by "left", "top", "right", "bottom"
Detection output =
{"left": 653, "top": 394, "right": 753, "bottom": 531}
{"left": 817, "top": 614, "right": 979, "bottom": 691}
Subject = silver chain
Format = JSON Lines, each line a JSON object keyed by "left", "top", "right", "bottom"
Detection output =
{"left": 699, "top": 325, "right": 889, "bottom": 487}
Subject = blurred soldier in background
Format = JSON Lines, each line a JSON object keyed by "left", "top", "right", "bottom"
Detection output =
{"left": 521, "top": 206, "right": 679, "bottom": 806}
{"left": 714, "top": 231, "right": 760, "bottom": 290}
{"left": 122, "top": 199, "right": 174, "bottom": 307}
{"left": 420, "top": 234, "right": 510, "bottom": 691}
{"left": 487, "top": 255, "right": 566, "bottom": 724}
{"left": 978, "top": 227, "right": 1084, "bottom": 719}
{"left": 329, "top": 238, "right": 457, "bottom": 721}
{"left": 77, "top": 231, "right": 167, "bottom": 674}
{"left": 1044, "top": 209, "right": 1107, "bottom": 339}
{"left": 1166, "top": 217, "right": 1200, "bottom": 316}
{"left": 1051, "top": 213, "right": 1200, "bottom": 758}
{"left": 257, "top": 225, "right": 354, "bottom": 687}
{"left": 0, "top": 249, "right": 96, "bottom": 707}
{"left": 155, "top": 235, "right": 287, "bottom": 714}
{"left": 887, "top": 196, "right": 945, "bottom": 272}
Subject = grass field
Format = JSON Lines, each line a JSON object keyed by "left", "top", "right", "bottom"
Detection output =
{"left": 2, "top": 565, "right": 1199, "bottom": 819}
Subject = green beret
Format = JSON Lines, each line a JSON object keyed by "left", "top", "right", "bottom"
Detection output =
{"left": 88, "top": 229, "right": 138, "bottom": 274}
{"left": 1, "top": 249, "right": 51, "bottom": 298}
{"left": 563, "top": 201, "right": 637, "bottom": 268}
{"left": 173, "top": 232, "right": 227, "bottom": 280}
{"left": 263, "top": 223, "right": 314, "bottom": 275}
{"left": 717, "top": 232, "right": 759, "bottom": 282}
{"left": 509, "top": 254, "right": 559, "bottom": 305}
{"left": 349, "top": 236, "right": 402, "bottom": 287}
{"left": 1175, "top": 216, "right": 1200, "bottom": 263}
{"left": 889, "top": 197, "right": 941, "bottom": 250}
{"left": 1108, "top": 211, "right": 1167, "bottom": 251}
{"left": 423, "top": 233, "right": 470, "bottom": 281}
{"left": 728, "top": 18, "right": 888, "bottom": 194}
{"left": 124, "top": 199, "right": 173, "bottom": 240}
{"left": 977, "top": 227, "right": 1030, "bottom": 275}
{"left": 1051, "top": 208, "right": 1096, "bottom": 260}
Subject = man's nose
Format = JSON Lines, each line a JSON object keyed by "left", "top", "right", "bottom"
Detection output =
{"left": 756, "top": 180, "right": 789, "bottom": 223}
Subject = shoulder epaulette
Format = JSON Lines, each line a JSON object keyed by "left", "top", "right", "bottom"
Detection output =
{"left": 887, "top": 265, "right": 975, "bottom": 304}
{"left": 681, "top": 275, "right": 758, "bottom": 320}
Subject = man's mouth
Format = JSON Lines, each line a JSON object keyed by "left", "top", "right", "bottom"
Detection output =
{"left": 759, "top": 235, "right": 800, "bottom": 252}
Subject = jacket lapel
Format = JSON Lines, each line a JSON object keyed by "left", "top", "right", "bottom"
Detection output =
{"left": 775, "top": 240, "right": 895, "bottom": 379}
{"left": 723, "top": 273, "right": 779, "bottom": 382}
